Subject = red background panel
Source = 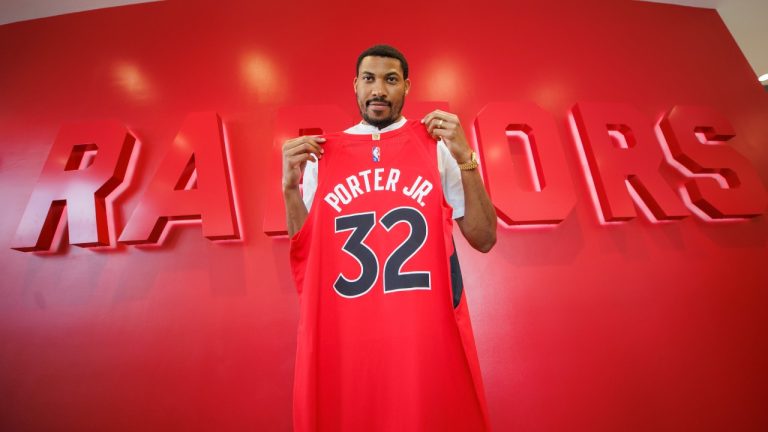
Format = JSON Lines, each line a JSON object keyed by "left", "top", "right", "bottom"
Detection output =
{"left": 1, "top": 0, "right": 767, "bottom": 430}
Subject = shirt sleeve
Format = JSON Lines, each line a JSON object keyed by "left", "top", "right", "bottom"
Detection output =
{"left": 437, "top": 140, "right": 466, "bottom": 219}
{"left": 301, "top": 160, "right": 319, "bottom": 210}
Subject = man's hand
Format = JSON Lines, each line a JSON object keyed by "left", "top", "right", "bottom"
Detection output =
{"left": 281, "top": 135, "right": 325, "bottom": 237}
{"left": 282, "top": 135, "right": 326, "bottom": 191}
{"left": 421, "top": 110, "right": 473, "bottom": 164}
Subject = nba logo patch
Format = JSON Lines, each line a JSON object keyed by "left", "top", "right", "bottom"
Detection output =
{"left": 372, "top": 146, "right": 381, "bottom": 162}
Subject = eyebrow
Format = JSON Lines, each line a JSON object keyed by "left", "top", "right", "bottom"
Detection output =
{"left": 360, "top": 70, "right": 402, "bottom": 77}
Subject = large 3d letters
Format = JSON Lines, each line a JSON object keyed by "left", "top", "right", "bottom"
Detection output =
{"left": 119, "top": 112, "right": 239, "bottom": 244}
{"left": 474, "top": 102, "right": 576, "bottom": 224}
{"left": 571, "top": 102, "right": 688, "bottom": 222}
{"left": 13, "top": 121, "right": 136, "bottom": 251}
{"left": 658, "top": 105, "right": 767, "bottom": 218}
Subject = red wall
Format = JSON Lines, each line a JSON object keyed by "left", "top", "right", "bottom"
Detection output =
{"left": 1, "top": 0, "right": 767, "bottom": 430}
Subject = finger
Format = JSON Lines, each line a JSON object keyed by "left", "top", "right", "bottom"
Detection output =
{"left": 429, "top": 119, "right": 447, "bottom": 135}
{"left": 433, "top": 109, "right": 459, "bottom": 122}
{"left": 285, "top": 142, "right": 320, "bottom": 157}
{"left": 287, "top": 153, "right": 317, "bottom": 168}
{"left": 295, "top": 134, "right": 326, "bottom": 142}
{"left": 426, "top": 117, "right": 454, "bottom": 135}
{"left": 303, "top": 135, "right": 327, "bottom": 145}
{"left": 289, "top": 136, "right": 326, "bottom": 151}
{"left": 424, "top": 116, "right": 440, "bottom": 134}
{"left": 297, "top": 153, "right": 319, "bottom": 164}
{"left": 286, "top": 141, "right": 324, "bottom": 158}
{"left": 429, "top": 127, "right": 457, "bottom": 142}
{"left": 421, "top": 109, "right": 442, "bottom": 125}
{"left": 285, "top": 146, "right": 321, "bottom": 163}
{"left": 423, "top": 109, "right": 459, "bottom": 124}
{"left": 284, "top": 136, "right": 326, "bottom": 152}
{"left": 303, "top": 137, "right": 326, "bottom": 154}
{"left": 421, "top": 110, "right": 440, "bottom": 124}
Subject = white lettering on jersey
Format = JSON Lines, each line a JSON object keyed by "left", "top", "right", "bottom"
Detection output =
{"left": 402, "top": 176, "right": 434, "bottom": 207}
{"left": 323, "top": 168, "right": 433, "bottom": 212}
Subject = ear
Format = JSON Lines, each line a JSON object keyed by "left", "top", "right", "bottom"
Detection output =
{"left": 353, "top": 76, "right": 358, "bottom": 91}
{"left": 404, "top": 78, "right": 411, "bottom": 95}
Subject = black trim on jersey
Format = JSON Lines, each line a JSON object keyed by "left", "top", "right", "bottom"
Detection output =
{"left": 450, "top": 237, "right": 464, "bottom": 309}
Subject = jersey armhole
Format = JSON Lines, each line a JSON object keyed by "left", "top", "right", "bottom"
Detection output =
{"left": 437, "top": 143, "right": 465, "bottom": 220}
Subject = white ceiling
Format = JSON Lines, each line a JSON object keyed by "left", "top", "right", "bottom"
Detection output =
{"left": 0, "top": 0, "right": 765, "bottom": 80}
{"left": 0, "top": 0, "right": 157, "bottom": 25}
{"left": 643, "top": 0, "right": 724, "bottom": 7}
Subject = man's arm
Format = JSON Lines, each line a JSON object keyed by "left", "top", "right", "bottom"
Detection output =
{"left": 455, "top": 168, "right": 497, "bottom": 253}
{"left": 423, "top": 110, "right": 497, "bottom": 253}
{"left": 282, "top": 135, "right": 325, "bottom": 237}
{"left": 283, "top": 187, "right": 309, "bottom": 238}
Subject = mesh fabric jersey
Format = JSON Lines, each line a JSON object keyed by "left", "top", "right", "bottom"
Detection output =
{"left": 290, "top": 120, "right": 491, "bottom": 432}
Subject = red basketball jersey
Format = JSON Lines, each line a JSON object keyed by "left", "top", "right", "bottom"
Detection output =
{"left": 290, "top": 120, "right": 491, "bottom": 432}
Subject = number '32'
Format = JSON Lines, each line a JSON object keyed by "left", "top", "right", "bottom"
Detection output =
{"left": 334, "top": 206, "right": 431, "bottom": 298}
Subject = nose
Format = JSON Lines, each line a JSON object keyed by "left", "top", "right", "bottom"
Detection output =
{"left": 371, "top": 80, "right": 385, "bottom": 97}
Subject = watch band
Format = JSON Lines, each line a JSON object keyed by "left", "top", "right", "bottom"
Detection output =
{"left": 458, "top": 151, "right": 479, "bottom": 171}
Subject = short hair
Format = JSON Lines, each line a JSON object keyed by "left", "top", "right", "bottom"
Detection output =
{"left": 356, "top": 44, "right": 409, "bottom": 79}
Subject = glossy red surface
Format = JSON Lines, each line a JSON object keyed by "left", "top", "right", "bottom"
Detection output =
{"left": 1, "top": 0, "right": 767, "bottom": 430}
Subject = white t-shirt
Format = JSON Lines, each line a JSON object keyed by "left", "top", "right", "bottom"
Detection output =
{"left": 301, "top": 117, "right": 466, "bottom": 219}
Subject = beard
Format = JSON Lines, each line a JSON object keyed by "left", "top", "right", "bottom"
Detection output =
{"left": 359, "top": 97, "right": 403, "bottom": 130}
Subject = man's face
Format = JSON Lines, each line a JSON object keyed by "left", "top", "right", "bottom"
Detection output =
{"left": 354, "top": 56, "right": 410, "bottom": 129}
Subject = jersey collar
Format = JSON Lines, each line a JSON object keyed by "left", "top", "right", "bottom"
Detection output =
{"left": 344, "top": 117, "right": 408, "bottom": 135}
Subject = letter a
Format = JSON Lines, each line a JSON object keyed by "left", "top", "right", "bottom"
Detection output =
{"left": 119, "top": 112, "right": 239, "bottom": 244}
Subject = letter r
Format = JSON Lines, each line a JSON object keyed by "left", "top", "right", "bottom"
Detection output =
{"left": 12, "top": 121, "right": 136, "bottom": 251}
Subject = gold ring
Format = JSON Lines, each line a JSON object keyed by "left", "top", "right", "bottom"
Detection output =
{"left": 438, "top": 119, "right": 444, "bottom": 128}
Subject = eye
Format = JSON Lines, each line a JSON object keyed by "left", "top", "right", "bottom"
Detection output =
{"left": 387, "top": 76, "right": 399, "bottom": 83}
{"left": 362, "top": 75, "right": 374, "bottom": 82}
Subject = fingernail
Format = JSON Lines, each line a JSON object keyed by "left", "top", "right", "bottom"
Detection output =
{"left": 318, "top": 138, "right": 326, "bottom": 141}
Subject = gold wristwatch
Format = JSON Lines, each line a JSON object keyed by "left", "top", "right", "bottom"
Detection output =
{"left": 458, "top": 151, "right": 479, "bottom": 171}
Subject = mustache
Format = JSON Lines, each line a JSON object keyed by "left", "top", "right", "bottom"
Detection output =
{"left": 366, "top": 97, "right": 391, "bottom": 106}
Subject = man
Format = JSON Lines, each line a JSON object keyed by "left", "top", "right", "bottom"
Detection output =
{"left": 282, "top": 45, "right": 496, "bottom": 431}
